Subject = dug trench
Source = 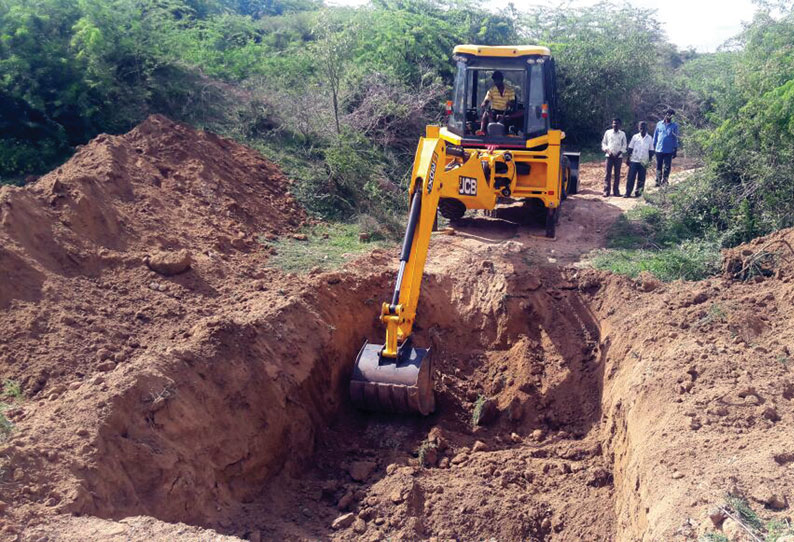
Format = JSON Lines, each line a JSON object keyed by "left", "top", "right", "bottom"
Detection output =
{"left": 37, "top": 255, "right": 619, "bottom": 541}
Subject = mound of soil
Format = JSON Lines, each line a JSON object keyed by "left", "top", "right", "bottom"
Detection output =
{"left": 0, "top": 114, "right": 305, "bottom": 389}
{"left": 0, "top": 114, "right": 303, "bottom": 309}
{"left": 591, "top": 227, "right": 794, "bottom": 541}
{"left": 722, "top": 227, "right": 794, "bottom": 280}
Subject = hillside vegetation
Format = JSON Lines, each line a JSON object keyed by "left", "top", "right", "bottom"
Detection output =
{"left": 1, "top": 0, "right": 793, "bottom": 251}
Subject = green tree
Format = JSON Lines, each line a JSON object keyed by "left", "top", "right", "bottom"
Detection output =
{"left": 312, "top": 10, "right": 357, "bottom": 135}
{"left": 521, "top": 3, "right": 670, "bottom": 144}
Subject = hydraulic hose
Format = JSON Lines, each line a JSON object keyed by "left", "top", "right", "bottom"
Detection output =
{"left": 391, "top": 185, "right": 423, "bottom": 308}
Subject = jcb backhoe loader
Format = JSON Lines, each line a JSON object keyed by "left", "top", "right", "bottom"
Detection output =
{"left": 350, "top": 45, "right": 579, "bottom": 415}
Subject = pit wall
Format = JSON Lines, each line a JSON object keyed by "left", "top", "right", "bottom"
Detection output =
{"left": 593, "top": 275, "right": 674, "bottom": 541}
{"left": 74, "top": 265, "right": 532, "bottom": 526}
{"left": 594, "top": 269, "right": 794, "bottom": 542}
{"left": 73, "top": 271, "right": 395, "bottom": 525}
{"left": 75, "top": 259, "right": 600, "bottom": 529}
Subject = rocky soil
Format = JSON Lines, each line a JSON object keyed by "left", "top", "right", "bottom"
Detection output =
{"left": 1, "top": 120, "right": 792, "bottom": 542}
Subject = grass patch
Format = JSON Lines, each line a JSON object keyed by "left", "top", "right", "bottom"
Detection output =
{"left": 0, "top": 404, "right": 13, "bottom": 441}
{"left": 726, "top": 495, "right": 764, "bottom": 532}
{"left": 265, "top": 222, "right": 394, "bottom": 273}
{"left": 3, "top": 379, "right": 22, "bottom": 400}
{"left": 592, "top": 200, "right": 721, "bottom": 282}
{"left": 766, "top": 519, "right": 794, "bottom": 541}
{"left": 700, "top": 495, "right": 794, "bottom": 542}
{"left": 592, "top": 238, "right": 721, "bottom": 282}
{"left": 416, "top": 438, "right": 438, "bottom": 467}
{"left": 698, "top": 302, "right": 728, "bottom": 327}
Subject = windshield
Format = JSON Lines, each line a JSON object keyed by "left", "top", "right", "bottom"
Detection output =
{"left": 446, "top": 57, "right": 550, "bottom": 140}
{"left": 448, "top": 60, "right": 467, "bottom": 134}
{"left": 470, "top": 68, "right": 524, "bottom": 137}
{"left": 525, "top": 62, "right": 547, "bottom": 136}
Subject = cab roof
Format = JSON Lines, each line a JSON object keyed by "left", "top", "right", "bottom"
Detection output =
{"left": 453, "top": 45, "right": 551, "bottom": 57}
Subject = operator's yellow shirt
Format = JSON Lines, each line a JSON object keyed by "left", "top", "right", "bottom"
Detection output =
{"left": 485, "top": 84, "right": 515, "bottom": 111}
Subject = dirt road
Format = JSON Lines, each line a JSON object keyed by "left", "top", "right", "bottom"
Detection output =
{"left": 2, "top": 120, "right": 792, "bottom": 542}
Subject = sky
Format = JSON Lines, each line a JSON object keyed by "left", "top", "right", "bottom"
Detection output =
{"left": 325, "top": 0, "right": 760, "bottom": 52}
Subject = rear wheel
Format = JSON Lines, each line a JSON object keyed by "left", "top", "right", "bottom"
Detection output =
{"left": 560, "top": 155, "right": 570, "bottom": 201}
{"left": 568, "top": 167, "right": 579, "bottom": 195}
{"left": 545, "top": 206, "right": 559, "bottom": 238}
{"left": 439, "top": 198, "right": 466, "bottom": 221}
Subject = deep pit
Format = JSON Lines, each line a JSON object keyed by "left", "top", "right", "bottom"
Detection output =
{"left": 68, "top": 255, "right": 618, "bottom": 541}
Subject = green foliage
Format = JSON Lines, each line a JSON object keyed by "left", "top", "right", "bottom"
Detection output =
{"left": 766, "top": 519, "right": 794, "bottom": 541}
{"left": 3, "top": 380, "right": 22, "bottom": 400}
{"left": 726, "top": 495, "right": 764, "bottom": 532}
{"left": 522, "top": 3, "right": 672, "bottom": 144}
{"left": 228, "top": 0, "right": 321, "bottom": 18}
{"left": 265, "top": 222, "right": 392, "bottom": 273}
{"left": 698, "top": 302, "right": 727, "bottom": 327}
{"left": 359, "top": 0, "right": 518, "bottom": 84}
{"left": 416, "top": 438, "right": 437, "bottom": 467}
{"left": 0, "top": 0, "right": 790, "bottom": 254}
{"left": 594, "top": 197, "right": 722, "bottom": 282}
{"left": 670, "top": 7, "right": 794, "bottom": 245}
{"left": 472, "top": 394, "right": 486, "bottom": 427}
{"left": 700, "top": 494, "right": 794, "bottom": 542}
{"left": 0, "top": 379, "right": 22, "bottom": 442}
{"left": 0, "top": 406, "right": 12, "bottom": 442}
{"left": 593, "top": 239, "right": 721, "bottom": 282}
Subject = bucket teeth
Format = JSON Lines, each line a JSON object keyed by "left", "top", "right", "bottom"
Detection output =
{"left": 350, "top": 342, "right": 435, "bottom": 415}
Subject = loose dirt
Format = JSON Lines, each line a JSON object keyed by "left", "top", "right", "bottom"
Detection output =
{"left": 1, "top": 121, "right": 792, "bottom": 542}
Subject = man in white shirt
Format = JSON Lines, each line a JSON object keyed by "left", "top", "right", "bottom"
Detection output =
{"left": 601, "top": 118, "right": 627, "bottom": 197}
{"left": 624, "top": 121, "right": 655, "bottom": 197}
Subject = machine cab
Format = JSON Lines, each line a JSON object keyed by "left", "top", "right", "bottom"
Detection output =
{"left": 446, "top": 45, "right": 558, "bottom": 146}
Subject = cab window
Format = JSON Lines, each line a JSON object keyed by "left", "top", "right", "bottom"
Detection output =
{"left": 526, "top": 63, "right": 548, "bottom": 136}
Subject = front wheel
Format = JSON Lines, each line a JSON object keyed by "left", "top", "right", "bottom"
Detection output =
{"left": 439, "top": 198, "right": 466, "bottom": 221}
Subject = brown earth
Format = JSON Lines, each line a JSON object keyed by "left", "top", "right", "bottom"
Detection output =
{"left": 1, "top": 121, "right": 792, "bottom": 542}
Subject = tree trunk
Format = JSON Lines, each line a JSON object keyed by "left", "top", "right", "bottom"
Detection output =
{"left": 332, "top": 89, "right": 340, "bottom": 135}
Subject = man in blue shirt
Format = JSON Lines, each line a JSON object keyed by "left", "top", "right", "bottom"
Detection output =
{"left": 653, "top": 108, "right": 679, "bottom": 186}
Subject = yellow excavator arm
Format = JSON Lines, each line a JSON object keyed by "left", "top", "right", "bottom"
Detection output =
{"left": 380, "top": 135, "right": 445, "bottom": 358}
{"left": 350, "top": 131, "right": 519, "bottom": 415}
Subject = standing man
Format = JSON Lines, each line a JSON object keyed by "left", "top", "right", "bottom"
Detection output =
{"left": 653, "top": 108, "right": 679, "bottom": 186}
{"left": 624, "top": 121, "right": 654, "bottom": 197}
{"left": 601, "top": 118, "right": 627, "bottom": 197}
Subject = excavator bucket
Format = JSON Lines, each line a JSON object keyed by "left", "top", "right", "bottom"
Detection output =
{"left": 350, "top": 342, "right": 435, "bottom": 415}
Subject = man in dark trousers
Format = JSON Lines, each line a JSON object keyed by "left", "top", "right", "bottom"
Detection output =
{"left": 653, "top": 108, "right": 679, "bottom": 186}
{"left": 625, "top": 121, "right": 654, "bottom": 197}
{"left": 601, "top": 117, "right": 627, "bottom": 197}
